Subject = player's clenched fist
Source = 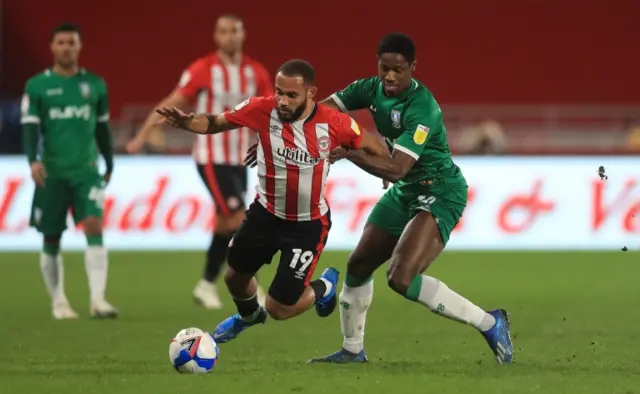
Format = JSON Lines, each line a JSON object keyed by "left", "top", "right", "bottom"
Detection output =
{"left": 30, "top": 161, "right": 47, "bottom": 187}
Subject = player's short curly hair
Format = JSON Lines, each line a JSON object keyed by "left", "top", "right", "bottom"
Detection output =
{"left": 277, "top": 59, "right": 316, "bottom": 85}
{"left": 378, "top": 33, "right": 415, "bottom": 63}
{"left": 52, "top": 23, "right": 81, "bottom": 39}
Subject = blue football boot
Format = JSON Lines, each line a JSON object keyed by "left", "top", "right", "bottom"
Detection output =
{"left": 212, "top": 307, "right": 267, "bottom": 344}
{"left": 482, "top": 309, "right": 514, "bottom": 364}
{"left": 315, "top": 268, "right": 340, "bottom": 317}
{"left": 307, "top": 348, "right": 368, "bottom": 364}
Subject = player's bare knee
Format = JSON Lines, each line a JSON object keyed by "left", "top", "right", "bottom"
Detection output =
{"left": 44, "top": 235, "right": 61, "bottom": 246}
{"left": 83, "top": 216, "right": 102, "bottom": 236}
{"left": 386, "top": 261, "right": 413, "bottom": 295}
{"left": 264, "top": 297, "right": 294, "bottom": 321}
{"left": 223, "top": 266, "right": 243, "bottom": 286}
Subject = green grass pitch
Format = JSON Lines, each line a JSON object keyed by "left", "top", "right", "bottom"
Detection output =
{"left": 0, "top": 251, "right": 638, "bottom": 393}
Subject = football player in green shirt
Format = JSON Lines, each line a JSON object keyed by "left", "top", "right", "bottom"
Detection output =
{"left": 21, "top": 24, "right": 117, "bottom": 320}
{"left": 308, "top": 33, "right": 513, "bottom": 364}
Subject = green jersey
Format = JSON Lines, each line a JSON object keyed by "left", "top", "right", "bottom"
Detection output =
{"left": 330, "top": 77, "right": 466, "bottom": 189}
{"left": 20, "top": 68, "right": 110, "bottom": 177}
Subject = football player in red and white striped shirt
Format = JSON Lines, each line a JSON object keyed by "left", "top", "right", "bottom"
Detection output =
{"left": 156, "top": 59, "right": 389, "bottom": 341}
{"left": 127, "top": 14, "right": 272, "bottom": 309}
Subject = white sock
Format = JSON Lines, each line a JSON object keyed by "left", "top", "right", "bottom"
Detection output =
{"left": 319, "top": 278, "right": 333, "bottom": 297}
{"left": 85, "top": 246, "right": 109, "bottom": 302}
{"left": 340, "top": 281, "right": 373, "bottom": 354}
{"left": 417, "top": 275, "right": 496, "bottom": 332}
{"left": 40, "top": 253, "right": 66, "bottom": 304}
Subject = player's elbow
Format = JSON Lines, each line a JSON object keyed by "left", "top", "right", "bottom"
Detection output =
{"left": 386, "top": 165, "right": 409, "bottom": 183}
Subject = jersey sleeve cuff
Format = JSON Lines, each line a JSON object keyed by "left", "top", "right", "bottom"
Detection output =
{"left": 20, "top": 116, "right": 40, "bottom": 124}
{"left": 330, "top": 93, "right": 348, "bottom": 112}
{"left": 393, "top": 144, "right": 420, "bottom": 160}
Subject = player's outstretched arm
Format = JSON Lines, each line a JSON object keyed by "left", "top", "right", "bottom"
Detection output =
{"left": 126, "top": 91, "right": 190, "bottom": 153}
{"left": 155, "top": 107, "right": 240, "bottom": 135}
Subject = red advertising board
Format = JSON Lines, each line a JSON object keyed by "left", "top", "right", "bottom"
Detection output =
{"left": 4, "top": 0, "right": 640, "bottom": 116}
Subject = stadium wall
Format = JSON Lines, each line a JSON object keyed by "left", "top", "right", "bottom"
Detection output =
{"left": 0, "top": 156, "right": 637, "bottom": 251}
{"left": 3, "top": 0, "right": 640, "bottom": 116}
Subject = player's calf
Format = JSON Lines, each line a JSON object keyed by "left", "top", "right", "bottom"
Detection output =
{"left": 82, "top": 216, "right": 117, "bottom": 318}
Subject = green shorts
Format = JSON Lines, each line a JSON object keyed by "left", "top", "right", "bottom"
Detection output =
{"left": 367, "top": 183, "right": 468, "bottom": 245}
{"left": 30, "top": 172, "right": 105, "bottom": 235}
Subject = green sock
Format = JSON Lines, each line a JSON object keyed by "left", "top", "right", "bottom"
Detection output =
{"left": 403, "top": 275, "right": 422, "bottom": 301}
{"left": 345, "top": 274, "right": 373, "bottom": 288}
{"left": 86, "top": 235, "right": 103, "bottom": 246}
{"left": 43, "top": 242, "right": 60, "bottom": 256}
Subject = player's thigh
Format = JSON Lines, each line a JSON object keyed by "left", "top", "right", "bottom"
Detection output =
{"left": 227, "top": 202, "right": 278, "bottom": 276}
{"left": 269, "top": 213, "right": 331, "bottom": 306}
{"left": 71, "top": 173, "right": 105, "bottom": 224}
{"left": 409, "top": 185, "right": 467, "bottom": 246}
{"left": 30, "top": 177, "right": 71, "bottom": 234}
{"left": 346, "top": 187, "right": 407, "bottom": 280}
{"left": 387, "top": 211, "right": 443, "bottom": 292}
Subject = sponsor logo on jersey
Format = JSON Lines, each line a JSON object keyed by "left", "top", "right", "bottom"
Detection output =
{"left": 318, "top": 136, "right": 330, "bottom": 152}
{"left": 369, "top": 105, "right": 376, "bottom": 113}
{"left": 79, "top": 83, "right": 91, "bottom": 98}
{"left": 414, "top": 124, "right": 429, "bottom": 145}
{"left": 46, "top": 88, "right": 63, "bottom": 96}
{"left": 350, "top": 118, "right": 361, "bottom": 135}
{"left": 49, "top": 105, "right": 91, "bottom": 121}
{"left": 269, "top": 125, "right": 281, "bottom": 133}
{"left": 276, "top": 147, "right": 322, "bottom": 166}
{"left": 391, "top": 110, "right": 401, "bottom": 128}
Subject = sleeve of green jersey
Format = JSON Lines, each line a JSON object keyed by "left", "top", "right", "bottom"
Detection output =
{"left": 96, "top": 78, "right": 110, "bottom": 123}
{"left": 329, "top": 77, "right": 378, "bottom": 112}
{"left": 394, "top": 95, "right": 441, "bottom": 160}
{"left": 20, "top": 79, "right": 41, "bottom": 125}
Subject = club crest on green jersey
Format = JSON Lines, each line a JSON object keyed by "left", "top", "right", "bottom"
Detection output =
{"left": 391, "top": 110, "right": 401, "bottom": 128}
{"left": 79, "top": 82, "right": 91, "bottom": 98}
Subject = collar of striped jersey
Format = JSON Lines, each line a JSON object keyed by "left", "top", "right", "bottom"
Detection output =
{"left": 301, "top": 103, "right": 318, "bottom": 124}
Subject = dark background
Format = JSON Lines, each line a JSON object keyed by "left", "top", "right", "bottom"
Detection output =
{"left": 4, "top": 0, "right": 640, "bottom": 118}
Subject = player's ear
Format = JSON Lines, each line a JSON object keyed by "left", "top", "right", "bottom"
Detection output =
{"left": 307, "top": 86, "right": 317, "bottom": 100}
{"left": 411, "top": 60, "right": 417, "bottom": 72}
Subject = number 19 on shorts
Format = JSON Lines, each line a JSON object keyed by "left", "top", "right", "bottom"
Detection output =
{"left": 289, "top": 249, "right": 314, "bottom": 279}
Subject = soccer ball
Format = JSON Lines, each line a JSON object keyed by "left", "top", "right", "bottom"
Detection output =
{"left": 169, "top": 327, "right": 219, "bottom": 373}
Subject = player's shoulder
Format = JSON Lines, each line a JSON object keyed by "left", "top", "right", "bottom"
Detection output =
{"left": 235, "top": 95, "right": 276, "bottom": 112}
{"left": 25, "top": 69, "right": 54, "bottom": 88}
{"left": 317, "top": 103, "right": 354, "bottom": 128}
{"left": 80, "top": 69, "right": 107, "bottom": 84}
{"left": 405, "top": 79, "right": 439, "bottom": 114}
{"left": 406, "top": 79, "right": 435, "bottom": 104}
{"left": 185, "top": 53, "right": 217, "bottom": 71}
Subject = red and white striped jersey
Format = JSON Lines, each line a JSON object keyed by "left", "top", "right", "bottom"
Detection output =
{"left": 176, "top": 53, "right": 273, "bottom": 166}
{"left": 223, "top": 97, "right": 364, "bottom": 221}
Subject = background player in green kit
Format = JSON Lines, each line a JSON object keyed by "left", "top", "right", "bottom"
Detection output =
{"left": 20, "top": 24, "right": 118, "bottom": 320}
{"left": 307, "top": 33, "right": 514, "bottom": 364}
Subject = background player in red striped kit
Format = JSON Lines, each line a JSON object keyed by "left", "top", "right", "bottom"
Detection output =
{"left": 156, "top": 59, "right": 390, "bottom": 342}
{"left": 127, "top": 14, "right": 271, "bottom": 308}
